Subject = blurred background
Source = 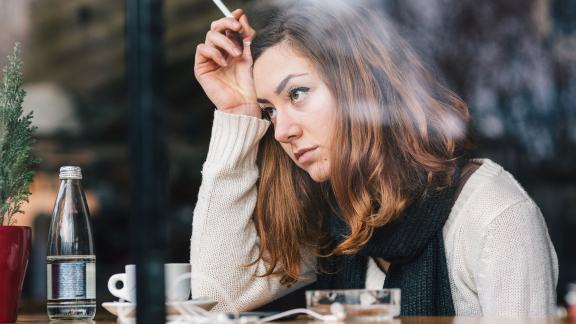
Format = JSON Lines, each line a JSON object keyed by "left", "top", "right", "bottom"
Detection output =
{"left": 0, "top": 0, "right": 575, "bottom": 315}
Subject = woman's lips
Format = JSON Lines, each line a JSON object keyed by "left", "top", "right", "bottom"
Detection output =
{"left": 295, "top": 146, "right": 318, "bottom": 163}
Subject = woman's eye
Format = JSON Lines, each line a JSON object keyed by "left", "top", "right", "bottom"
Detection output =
{"left": 288, "top": 87, "right": 310, "bottom": 103}
{"left": 261, "top": 107, "right": 277, "bottom": 121}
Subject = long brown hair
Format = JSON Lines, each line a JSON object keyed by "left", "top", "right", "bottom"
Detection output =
{"left": 251, "top": 0, "right": 475, "bottom": 286}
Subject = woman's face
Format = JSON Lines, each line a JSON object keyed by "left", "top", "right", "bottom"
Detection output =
{"left": 253, "top": 43, "right": 337, "bottom": 183}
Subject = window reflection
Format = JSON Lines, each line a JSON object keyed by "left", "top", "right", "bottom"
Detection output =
{"left": 0, "top": 0, "right": 574, "bottom": 312}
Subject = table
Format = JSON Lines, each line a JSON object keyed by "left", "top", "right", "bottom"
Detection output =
{"left": 15, "top": 314, "right": 571, "bottom": 323}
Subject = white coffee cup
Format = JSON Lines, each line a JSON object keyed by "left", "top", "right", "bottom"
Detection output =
{"left": 107, "top": 263, "right": 191, "bottom": 303}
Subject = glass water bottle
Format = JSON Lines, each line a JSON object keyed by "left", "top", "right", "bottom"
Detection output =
{"left": 47, "top": 166, "right": 96, "bottom": 320}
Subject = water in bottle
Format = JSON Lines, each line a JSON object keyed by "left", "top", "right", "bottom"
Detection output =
{"left": 47, "top": 166, "right": 96, "bottom": 320}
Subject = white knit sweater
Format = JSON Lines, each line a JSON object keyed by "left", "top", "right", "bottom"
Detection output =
{"left": 190, "top": 110, "right": 559, "bottom": 317}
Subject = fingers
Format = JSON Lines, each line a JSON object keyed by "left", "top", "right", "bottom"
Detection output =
{"left": 206, "top": 13, "right": 246, "bottom": 59}
{"left": 236, "top": 13, "right": 256, "bottom": 59}
{"left": 231, "top": 9, "right": 243, "bottom": 20}
{"left": 195, "top": 43, "right": 227, "bottom": 67}
{"left": 206, "top": 30, "right": 242, "bottom": 57}
{"left": 209, "top": 9, "right": 254, "bottom": 40}
{"left": 199, "top": 9, "right": 256, "bottom": 65}
{"left": 210, "top": 16, "right": 242, "bottom": 34}
{"left": 238, "top": 14, "right": 256, "bottom": 42}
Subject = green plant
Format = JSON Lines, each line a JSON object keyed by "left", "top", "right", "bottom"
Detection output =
{"left": 0, "top": 43, "right": 38, "bottom": 225}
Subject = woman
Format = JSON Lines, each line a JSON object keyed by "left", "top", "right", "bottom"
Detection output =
{"left": 191, "top": 0, "right": 558, "bottom": 316}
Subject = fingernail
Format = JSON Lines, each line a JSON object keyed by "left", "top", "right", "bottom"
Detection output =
{"left": 233, "top": 49, "right": 242, "bottom": 56}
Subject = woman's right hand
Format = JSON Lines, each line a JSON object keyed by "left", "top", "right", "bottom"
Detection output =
{"left": 194, "top": 9, "right": 259, "bottom": 118}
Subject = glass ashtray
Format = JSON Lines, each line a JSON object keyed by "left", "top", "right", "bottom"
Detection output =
{"left": 306, "top": 289, "right": 401, "bottom": 321}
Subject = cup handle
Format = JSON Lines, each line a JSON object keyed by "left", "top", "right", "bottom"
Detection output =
{"left": 108, "top": 273, "right": 128, "bottom": 301}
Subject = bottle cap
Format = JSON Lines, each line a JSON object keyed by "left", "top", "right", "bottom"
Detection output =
{"left": 59, "top": 166, "right": 83, "bottom": 180}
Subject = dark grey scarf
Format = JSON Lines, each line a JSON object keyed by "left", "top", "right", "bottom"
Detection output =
{"left": 316, "top": 173, "right": 459, "bottom": 316}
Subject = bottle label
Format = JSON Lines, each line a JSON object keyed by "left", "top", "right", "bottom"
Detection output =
{"left": 47, "top": 260, "right": 95, "bottom": 300}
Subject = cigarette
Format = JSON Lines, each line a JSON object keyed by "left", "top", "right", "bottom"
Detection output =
{"left": 211, "top": 0, "right": 233, "bottom": 18}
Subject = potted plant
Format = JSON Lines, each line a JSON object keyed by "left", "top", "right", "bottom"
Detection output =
{"left": 0, "top": 43, "right": 38, "bottom": 323}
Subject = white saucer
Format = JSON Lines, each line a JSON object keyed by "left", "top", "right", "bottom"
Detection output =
{"left": 102, "top": 299, "right": 218, "bottom": 318}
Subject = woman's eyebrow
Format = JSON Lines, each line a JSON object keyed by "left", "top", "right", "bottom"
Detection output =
{"left": 257, "top": 73, "right": 309, "bottom": 104}
{"left": 275, "top": 73, "right": 308, "bottom": 94}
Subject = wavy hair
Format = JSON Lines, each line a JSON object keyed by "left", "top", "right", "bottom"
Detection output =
{"left": 250, "top": 0, "right": 475, "bottom": 286}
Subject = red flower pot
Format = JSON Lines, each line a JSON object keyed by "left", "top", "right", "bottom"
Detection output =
{"left": 0, "top": 226, "right": 31, "bottom": 323}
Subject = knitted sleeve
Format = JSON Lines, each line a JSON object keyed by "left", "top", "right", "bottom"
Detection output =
{"left": 190, "top": 110, "right": 317, "bottom": 312}
{"left": 477, "top": 198, "right": 558, "bottom": 317}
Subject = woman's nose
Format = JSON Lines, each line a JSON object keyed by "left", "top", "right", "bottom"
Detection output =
{"left": 274, "top": 111, "right": 301, "bottom": 143}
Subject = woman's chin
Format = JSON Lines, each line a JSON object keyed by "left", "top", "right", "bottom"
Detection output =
{"left": 307, "top": 167, "right": 330, "bottom": 183}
